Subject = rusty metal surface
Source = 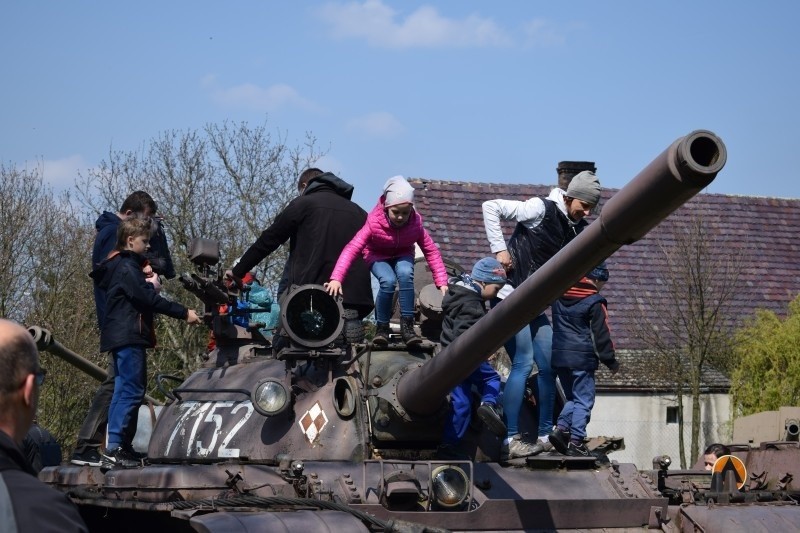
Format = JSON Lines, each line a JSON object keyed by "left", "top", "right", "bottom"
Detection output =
{"left": 397, "top": 130, "right": 727, "bottom": 415}
{"left": 189, "top": 510, "right": 370, "bottom": 533}
{"left": 147, "top": 356, "right": 367, "bottom": 463}
{"left": 676, "top": 503, "right": 800, "bottom": 532}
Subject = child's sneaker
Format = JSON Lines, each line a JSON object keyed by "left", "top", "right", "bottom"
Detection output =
{"left": 565, "top": 441, "right": 591, "bottom": 458}
{"left": 548, "top": 427, "right": 571, "bottom": 455}
{"left": 70, "top": 447, "right": 103, "bottom": 467}
{"left": 500, "top": 435, "right": 539, "bottom": 461}
{"left": 121, "top": 444, "right": 147, "bottom": 461}
{"left": 530, "top": 439, "right": 554, "bottom": 455}
{"left": 476, "top": 402, "right": 506, "bottom": 437}
{"left": 101, "top": 447, "right": 141, "bottom": 469}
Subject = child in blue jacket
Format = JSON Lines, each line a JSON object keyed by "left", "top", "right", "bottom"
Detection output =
{"left": 437, "top": 257, "right": 508, "bottom": 460}
{"left": 548, "top": 262, "right": 619, "bottom": 457}
{"left": 90, "top": 217, "right": 200, "bottom": 468}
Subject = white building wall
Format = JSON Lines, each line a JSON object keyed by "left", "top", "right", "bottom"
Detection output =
{"left": 588, "top": 392, "right": 731, "bottom": 470}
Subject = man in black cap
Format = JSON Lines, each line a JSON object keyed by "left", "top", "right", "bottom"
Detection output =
{"left": 483, "top": 171, "right": 602, "bottom": 460}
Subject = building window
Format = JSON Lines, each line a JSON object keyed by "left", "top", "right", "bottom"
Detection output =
{"left": 666, "top": 406, "right": 681, "bottom": 424}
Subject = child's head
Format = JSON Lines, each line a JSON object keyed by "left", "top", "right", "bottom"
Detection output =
{"left": 586, "top": 261, "right": 609, "bottom": 291}
{"left": 119, "top": 191, "right": 157, "bottom": 219}
{"left": 383, "top": 176, "right": 415, "bottom": 227}
{"left": 116, "top": 217, "right": 152, "bottom": 254}
{"left": 703, "top": 443, "right": 731, "bottom": 470}
{"left": 471, "top": 257, "right": 508, "bottom": 300}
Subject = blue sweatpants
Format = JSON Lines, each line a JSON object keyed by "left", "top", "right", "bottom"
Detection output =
{"left": 443, "top": 361, "right": 501, "bottom": 445}
{"left": 555, "top": 368, "right": 595, "bottom": 441}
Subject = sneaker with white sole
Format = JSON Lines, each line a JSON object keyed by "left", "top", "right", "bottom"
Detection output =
{"left": 565, "top": 441, "right": 591, "bottom": 458}
{"left": 530, "top": 439, "right": 554, "bottom": 455}
{"left": 548, "top": 427, "right": 571, "bottom": 455}
{"left": 101, "top": 447, "right": 141, "bottom": 469}
{"left": 70, "top": 447, "right": 103, "bottom": 467}
{"left": 500, "top": 435, "right": 539, "bottom": 461}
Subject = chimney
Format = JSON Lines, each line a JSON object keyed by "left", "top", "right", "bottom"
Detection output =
{"left": 557, "top": 161, "right": 597, "bottom": 190}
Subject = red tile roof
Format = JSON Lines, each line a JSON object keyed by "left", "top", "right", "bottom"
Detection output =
{"left": 411, "top": 178, "right": 800, "bottom": 391}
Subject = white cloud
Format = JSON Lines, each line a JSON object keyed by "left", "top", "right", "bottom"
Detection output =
{"left": 315, "top": 0, "right": 510, "bottom": 48}
{"left": 345, "top": 111, "right": 404, "bottom": 138}
{"left": 40, "top": 155, "right": 87, "bottom": 190}
{"left": 522, "top": 18, "right": 566, "bottom": 47}
{"left": 209, "top": 81, "right": 318, "bottom": 112}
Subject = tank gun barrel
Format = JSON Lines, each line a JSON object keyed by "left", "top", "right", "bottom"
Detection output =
{"left": 397, "top": 130, "right": 727, "bottom": 416}
{"left": 29, "top": 325, "right": 162, "bottom": 406}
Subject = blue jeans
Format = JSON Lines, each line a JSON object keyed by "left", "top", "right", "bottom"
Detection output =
{"left": 107, "top": 345, "right": 147, "bottom": 450}
{"left": 555, "top": 368, "right": 595, "bottom": 441}
{"left": 500, "top": 311, "right": 554, "bottom": 438}
{"left": 371, "top": 256, "right": 414, "bottom": 323}
{"left": 443, "top": 362, "right": 501, "bottom": 445}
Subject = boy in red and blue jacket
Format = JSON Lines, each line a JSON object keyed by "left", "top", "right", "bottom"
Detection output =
{"left": 548, "top": 262, "right": 619, "bottom": 457}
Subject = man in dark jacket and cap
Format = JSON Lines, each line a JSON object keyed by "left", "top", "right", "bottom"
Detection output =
{"left": 228, "top": 168, "right": 374, "bottom": 319}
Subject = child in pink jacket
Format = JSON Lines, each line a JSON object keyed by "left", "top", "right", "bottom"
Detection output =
{"left": 326, "top": 176, "right": 448, "bottom": 346}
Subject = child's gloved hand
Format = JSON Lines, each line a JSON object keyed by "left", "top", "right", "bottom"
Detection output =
{"left": 607, "top": 361, "right": 620, "bottom": 375}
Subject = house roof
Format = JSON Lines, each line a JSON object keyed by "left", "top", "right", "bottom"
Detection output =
{"left": 411, "top": 178, "right": 800, "bottom": 391}
{"left": 593, "top": 350, "right": 732, "bottom": 393}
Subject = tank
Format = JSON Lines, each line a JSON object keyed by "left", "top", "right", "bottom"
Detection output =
{"left": 35, "top": 130, "right": 800, "bottom": 532}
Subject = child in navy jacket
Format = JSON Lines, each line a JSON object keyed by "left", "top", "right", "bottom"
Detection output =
{"left": 548, "top": 262, "right": 619, "bottom": 458}
{"left": 437, "top": 257, "right": 508, "bottom": 460}
{"left": 90, "top": 217, "right": 200, "bottom": 468}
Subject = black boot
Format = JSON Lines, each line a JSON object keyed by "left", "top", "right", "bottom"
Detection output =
{"left": 400, "top": 316, "right": 422, "bottom": 346}
{"left": 373, "top": 323, "right": 390, "bottom": 346}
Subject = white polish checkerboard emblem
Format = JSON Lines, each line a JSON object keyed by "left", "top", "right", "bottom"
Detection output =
{"left": 298, "top": 402, "right": 328, "bottom": 443}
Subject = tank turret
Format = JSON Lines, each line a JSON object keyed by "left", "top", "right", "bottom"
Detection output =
{"left": 37, "top": 130, "right": 800, "bottom": 532}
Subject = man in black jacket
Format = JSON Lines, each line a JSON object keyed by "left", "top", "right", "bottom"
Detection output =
{"left": 0, "top": 319, "right": 88, "bottom": 532}
{"left": 229, "top": 168, "right": 373, "bottom": 318}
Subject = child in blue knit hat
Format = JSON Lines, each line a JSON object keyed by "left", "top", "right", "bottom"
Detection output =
{"left": 548, "top": 261, "right": 619, "bottom": 458}
{"left": 436, "top": 257, "right": 508, "bottom": 459}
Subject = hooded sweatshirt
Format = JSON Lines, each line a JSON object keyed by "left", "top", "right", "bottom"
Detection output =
{"left": 92, "top": 211, "right": 175, "bottom": 327}
{"left": 232, "top": 172, "right": 373, "bottom": 312}
{"left": 439, "top": 276, "right": 487, "bottom": 348}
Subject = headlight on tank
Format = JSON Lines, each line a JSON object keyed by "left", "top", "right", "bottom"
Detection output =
{"left": 252, "top": 378, "right": 289, "bottom": 416}
{"left": 430, "top": 465, "right": 470, "bottom": 509}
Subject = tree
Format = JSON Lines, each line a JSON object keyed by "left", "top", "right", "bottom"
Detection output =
{"left": 631, "top": 215, "right": 742, "bottom": 468}
{"left": 75, "top": 119, "right": 326, "bottom": 378}
{"left": 1, "top": 120, "right": 325, "bottom": 456}
{"left": 730, "top": 295, "right": 800, "bottom": 416}
{"left": 0, "top": 162, "right": 100, "bottom": 448}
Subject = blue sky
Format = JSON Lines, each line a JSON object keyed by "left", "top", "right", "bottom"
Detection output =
{"left": 2, "top": 1, "right": 798, "bottom": 210}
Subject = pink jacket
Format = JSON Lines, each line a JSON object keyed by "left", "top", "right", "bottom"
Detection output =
{"left": 330, "top": 200, "right": 449, "bottom": 287}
